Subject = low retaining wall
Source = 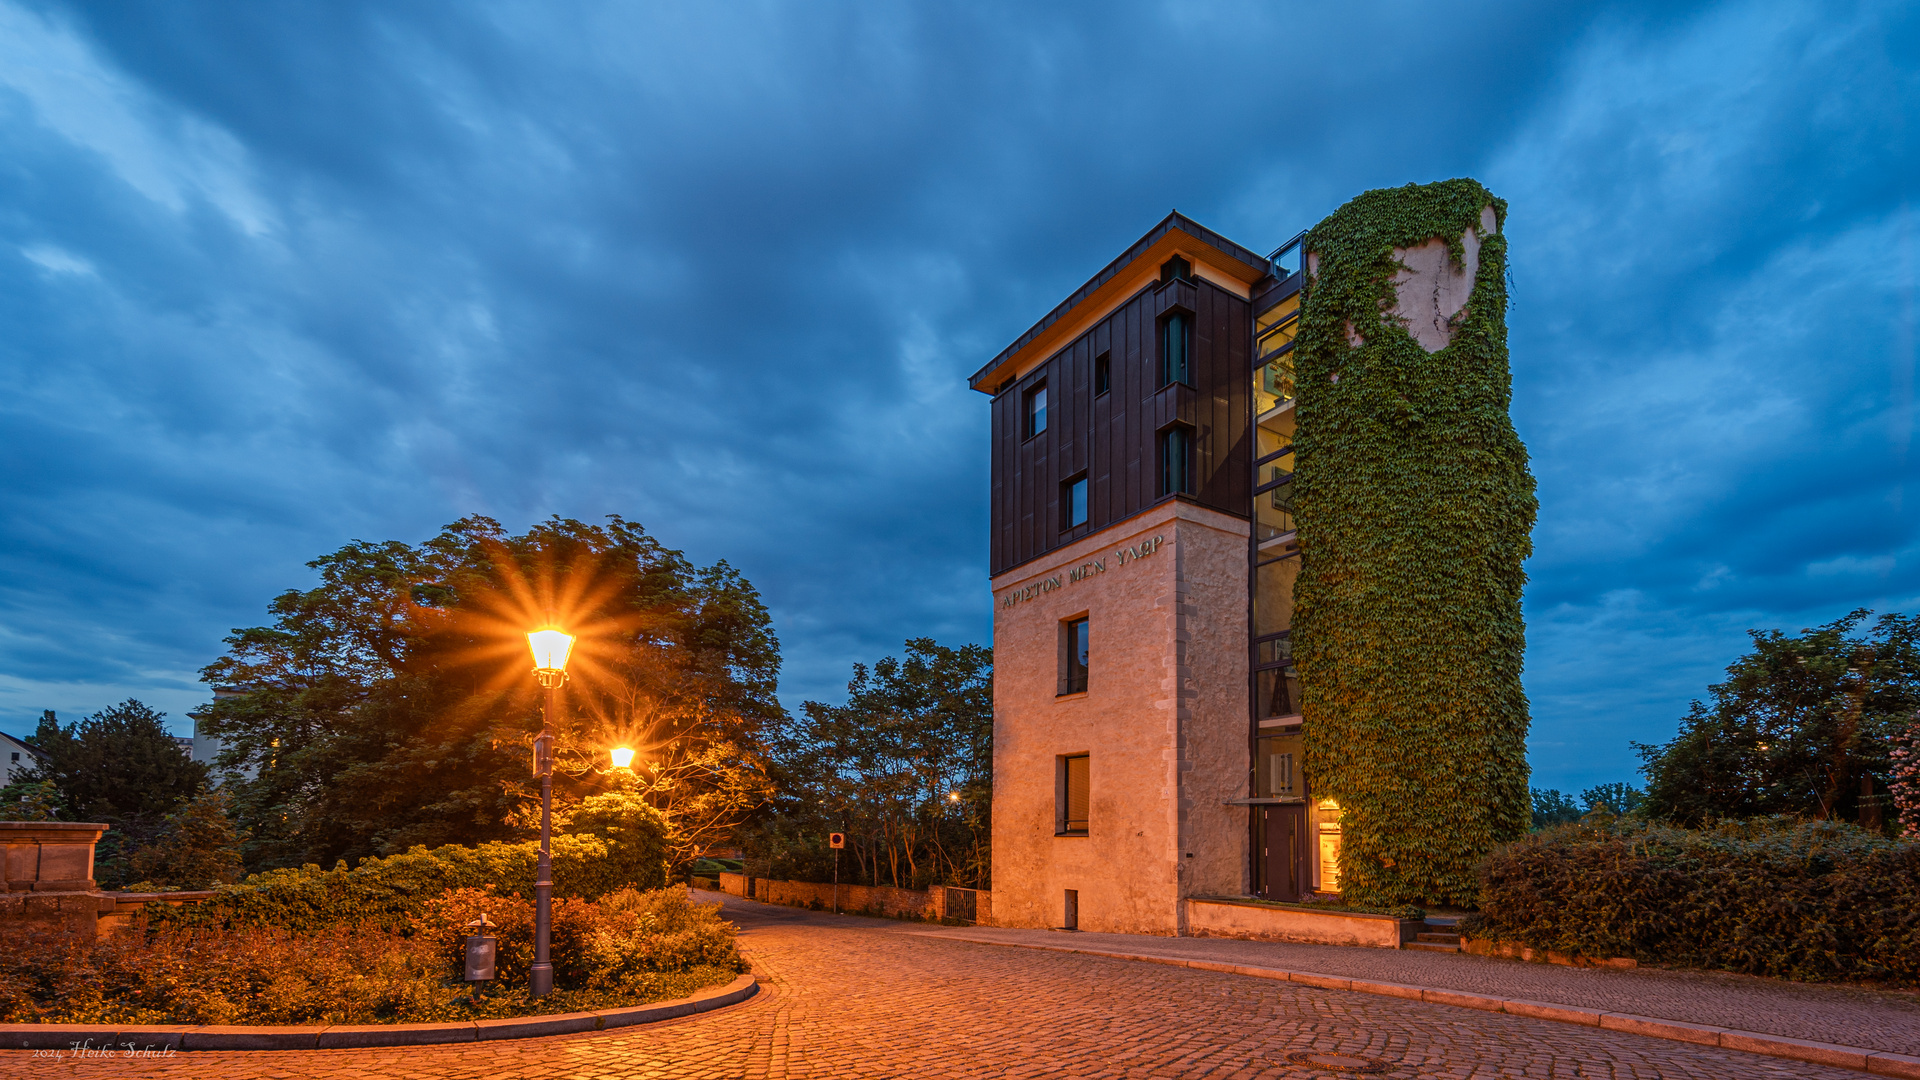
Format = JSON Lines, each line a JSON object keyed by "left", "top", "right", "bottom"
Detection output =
{"left": 754, "top": 878, "right": 927, "bottom": 918}
{"left": 1185, "top": 898, "right": 1417, "bottom": 949}
{"left": 1462, "top": 936, "right": 1637, "bottom": 969}
{"left": 716, "top": 875, "right": 991, "bottom": 924}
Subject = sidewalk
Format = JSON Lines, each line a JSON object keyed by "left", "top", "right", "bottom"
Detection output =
{"left": 902, "top": 924, "right": 1920, "bottom": 1057}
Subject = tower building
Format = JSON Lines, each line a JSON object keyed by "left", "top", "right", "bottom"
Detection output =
{"left": 973, "top": 180, "right": 1532, "bottom": 934}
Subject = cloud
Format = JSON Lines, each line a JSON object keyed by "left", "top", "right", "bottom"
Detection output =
{"left": 0, "top": 0, "right": 1911, "bottom": 795}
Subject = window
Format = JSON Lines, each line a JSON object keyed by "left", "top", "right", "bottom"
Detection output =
{"left": 8, "top": 752, "right": 16, "bottom": 763}
{"left": 1093, "top": 351, "right": 1110, "bottom": 396}
{"left": 1160, "top": 312, "right": 1192, "bottom": 387}
{"left": 1063, "top": 475, "right": 1088, "bottom": 529}
{"left": 1060, "top": 616, "right": 1089, "bottom": 694}
{"left": 1024, "top": 382, "right": 1048, "bottom": 438}
{"left": 1058, "top": 754, "right": 1090, "bottom": 835}
{"left": 1159, "top": 425, "right": 1193, "bottom": 496}
{"left": 1159, "top": 255, "right": 1191, "bottom": 284}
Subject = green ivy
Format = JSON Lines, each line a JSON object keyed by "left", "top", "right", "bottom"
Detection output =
{"left": 1295, "top": 178, "right": 1537, "bottom": 907}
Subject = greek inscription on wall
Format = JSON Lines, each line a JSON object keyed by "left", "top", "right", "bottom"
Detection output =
{"left": 1000, "top": 534, "right": 1164, "bottom": 608}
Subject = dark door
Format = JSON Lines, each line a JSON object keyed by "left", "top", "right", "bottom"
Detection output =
{"left": 1259, "top": 804, "right": 1312, "bottom": 902}
{"left": 945, "top": 887, "right": 977, "bottom": 924}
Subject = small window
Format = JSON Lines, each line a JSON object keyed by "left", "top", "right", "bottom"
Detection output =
{"left": 1093, "top": 351, "right": 1111, "bottom": 396}
{"left": 1063, "top": 475, "right": 1088, "bottom": 529}
{"left": 8, "top": 752, "right": 16, "bottom": 763}
{"left": 1159, "top": 426, "right": 1193, "bottom": 496}
{"left": 1160, "top": 311, "right": 1191, "bottom": 386}
{"left": 1024, "top": 383, "right": 1048, "bottom": 438}
{"left": 1060, "top": 616, "right": 1089, "bottom": 695}
{"left": 1159, "top": 255, "right": 1191, "bottom": 284}
{"left": 1059, "top": 754, "right": 1090, "bottom": 835}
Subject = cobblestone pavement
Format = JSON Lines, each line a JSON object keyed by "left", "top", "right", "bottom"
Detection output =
{"left": 911, "top": 924, "right": 1920, "bottom": 1055}
{"left": 0, "top": 895, "right": 1880, "bottom": 1079}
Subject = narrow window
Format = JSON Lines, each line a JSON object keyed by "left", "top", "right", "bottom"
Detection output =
{"left": 1093, "top": 351, "right": 1111, "bottom": 396}
{"left": 1160, "top": 311, "right": 1191, "bottom": 386}
{"left": 1063, "top": 475, "right": 1088, "bottom": 529}
{"left": 1024, "top": 382, "right": 1048, "bottom": 438}
{"left": 1060, "top": 616, "right": 1089, "bottom": 694}
{"left": 1159, "top": 255, "right": 1191, "bottom": 284}
{"left": 1059, "top": 754, "right": 1090, "bottom": 834}
{"left": 1159, "top": 426, "right": 1193, "bottom": 496}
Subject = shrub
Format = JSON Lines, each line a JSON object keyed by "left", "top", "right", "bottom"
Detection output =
{"left": 0, "top": 924, "right": 453, "bottom": 1025}
{"left": 1472, "top": 817, "right": 1920, "bottom": 982}
{"left": 153, "top": 831, "right": 666, "bottom": 932}
{"left": 0, "top": 885, "right": 743, "bottom": 1024}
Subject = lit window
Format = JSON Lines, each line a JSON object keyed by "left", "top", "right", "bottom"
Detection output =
{"left": 1160, "top": 312, "right": 1191, "bottom": 387}
{"left": 1064, "top": 476, "right": 1088, "bottom": 528}
{"left": 1025, "top": 383, "right": 1048, "bottom": 438}
{"left": 1059, "top": 754, "right": 1090, "bottom": 835}
{"left": 1061, "top": 616, "right": 1089, "bottom": 695}
{"left": 1159, "top": 426, "right": 1193, "bottom": 496}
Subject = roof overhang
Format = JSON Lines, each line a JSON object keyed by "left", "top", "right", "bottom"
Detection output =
{"left": 968, "top": 211, "right": 1272, "bottom": 394}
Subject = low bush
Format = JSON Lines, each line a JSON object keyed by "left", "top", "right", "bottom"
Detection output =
{"left": 153, "top": 831, "right": 666, "bottom": 932}
{"left": 0, "top": 886, "right": 741, "bottom": 1025}
{"left": 1472, "top": 817, "right": 1920, "bottom": 982}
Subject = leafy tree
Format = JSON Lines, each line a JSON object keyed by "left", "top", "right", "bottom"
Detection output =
{"left": 126, "top": 790, "right": 247, "bottom": 889}
{"left": 198, "top": 515, "right": 782, "bottom": 873}
{"left": 1580, "top": 782, "right": 1643, "bottom": 817}
{"left": 1530, "top": 788, "right": 1581, "bottom": 829}
{"left": 0, "top": 779, "right": 62, "bottom": 822}
{"left": 22, "top": 702, "right": 207, "bottom": 820}
{"left": 1636, "top": 610, "right": 1917, "bottom": 827}
{"left": 754, "top": 639, "right": 991, "bottom": 890}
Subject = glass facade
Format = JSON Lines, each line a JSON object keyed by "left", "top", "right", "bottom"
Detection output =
{"left": 1250, "top": 276, "right": 1330, "bottom": 896}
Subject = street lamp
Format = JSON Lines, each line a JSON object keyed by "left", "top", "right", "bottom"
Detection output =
{"left": 526, "top": 626, "right": 574, "bottom": 998}
{"left": 610, "top": 746, "right": 635, "bottom": 770}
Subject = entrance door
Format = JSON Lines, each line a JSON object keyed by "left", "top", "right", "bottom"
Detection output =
{"left": 1259, "top": 803, "right": 1312, "bottom": 902}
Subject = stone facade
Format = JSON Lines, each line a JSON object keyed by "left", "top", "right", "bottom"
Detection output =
{"left": 989, "top": 500, "right": 1250, "bottom": 935}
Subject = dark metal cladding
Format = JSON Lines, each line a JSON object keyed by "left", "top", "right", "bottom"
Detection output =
{"left": 987, "top": 257, "right": 1255, "bottom": 577}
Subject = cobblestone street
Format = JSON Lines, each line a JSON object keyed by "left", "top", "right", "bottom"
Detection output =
{"left": 1, "top": 896, "right": 1881, "bottom": 1079}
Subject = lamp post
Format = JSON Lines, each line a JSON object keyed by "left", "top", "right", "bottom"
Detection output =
{"left": 526, "top": 627, "right": 575, "bottom": 999}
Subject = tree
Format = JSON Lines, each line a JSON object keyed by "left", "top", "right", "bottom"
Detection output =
{"left": 1636, "top": 610, "right": 1917, "bottom": 827}
{"left": 1529, "top": 788, "right": 1581, "bottom": 829}
{"left": 22, "top": 702, "right": 207, "bottom": 820}
{"left": 126, "top": 790, "right": 247, "bottom": 889}
{"left": 0, "top": 780, "right": 62, "bottom": 822}
{"left": 755, "top": 639, "right": 992, "bottom": 890}
{"left": 197, "top": 515, "right": 783, "bottom": 873}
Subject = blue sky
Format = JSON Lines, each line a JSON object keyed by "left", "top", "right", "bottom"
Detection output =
{"left": 0, "top": 0, "right": 1914, "bottom": 793}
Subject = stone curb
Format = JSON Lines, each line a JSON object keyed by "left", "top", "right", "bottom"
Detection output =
{"left": 0, "top": 972, "right": 758, "bottom": 1052}
{"left": 922, "top": 934, "right": 1920, "bottom": 1079}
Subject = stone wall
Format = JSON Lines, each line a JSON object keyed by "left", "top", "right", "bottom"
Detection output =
{"left": 989, "top": 500, "right": 1250, "bottom": 935}
{"left": 704, "top": 874, "right": 991, "bottom": 924}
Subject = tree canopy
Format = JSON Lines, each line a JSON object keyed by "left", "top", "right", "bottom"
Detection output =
{"left": 1636, "top": 609, "right": 1916, "bottom": 827}
{"left": 754, "top": 638, "right": 992, "bottom": 890}
{"left": 198, "top": 515, "right": 782, "bottom": 872}
{"left": 23, "top": 701, "right": 207, "bottom": 821}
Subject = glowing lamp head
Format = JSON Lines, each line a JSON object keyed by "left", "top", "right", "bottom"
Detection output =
{"left": 527, "top": 628, "right": 575, "bottom": 673}
{"left": 948, "top": 791, "right": 962, "bottom": 803}
{"left": 610, "top": 746, "right": 635, "bottom": 770}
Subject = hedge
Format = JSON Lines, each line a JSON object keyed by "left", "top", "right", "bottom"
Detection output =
{"left": 1471, "top": 817, "right": 1920, "bottom": 982}
{"left": 151, "top": 833, "right": 666, "bottom": 932}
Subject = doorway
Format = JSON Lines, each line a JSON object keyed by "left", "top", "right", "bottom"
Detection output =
{"left": 1258, "top": 803, "right": 1313, "bottom": 902}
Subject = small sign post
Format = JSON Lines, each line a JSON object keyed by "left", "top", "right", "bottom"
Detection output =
{"left": 828, "top": 832, "right": 845, "bottom": 914}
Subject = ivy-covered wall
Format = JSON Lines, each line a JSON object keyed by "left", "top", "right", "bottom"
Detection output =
{"left": 1294, "top": 178, "right": 1537, "bottom": 907}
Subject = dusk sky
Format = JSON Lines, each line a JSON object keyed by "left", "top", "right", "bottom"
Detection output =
{"left": 1, "top": 1, "right": 1914, "bottom": 793}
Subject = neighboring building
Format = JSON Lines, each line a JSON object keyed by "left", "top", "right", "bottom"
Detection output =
{"left": 189, "top": 688, "right": 257, "bottom": 781}
{"left": 2, "top": 730, "right": 45, "bottom": 787}
{"left": 976, "top": 194, "right": 1523, "bottom": 934}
